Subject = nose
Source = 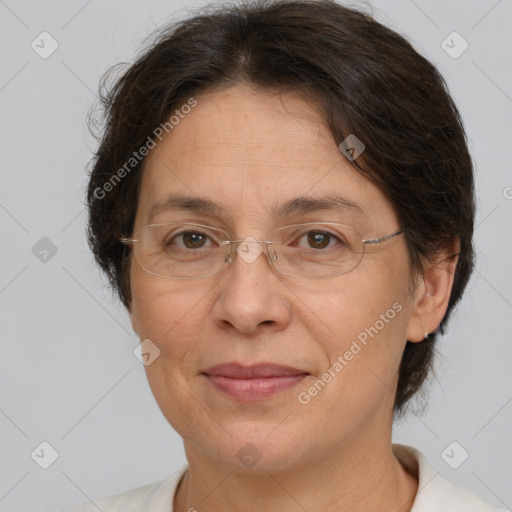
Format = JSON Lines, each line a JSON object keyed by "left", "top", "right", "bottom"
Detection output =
{"left": 211, "top": 239, "right": 292, "bottom": 335}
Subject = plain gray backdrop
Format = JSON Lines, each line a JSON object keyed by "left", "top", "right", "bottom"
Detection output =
{"left": 1, "top": 0, "right": 511, "bottom": 510}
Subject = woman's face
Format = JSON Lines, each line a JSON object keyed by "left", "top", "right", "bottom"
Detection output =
{"left": 129, "top": 85, "right": 422, "bottom": 471}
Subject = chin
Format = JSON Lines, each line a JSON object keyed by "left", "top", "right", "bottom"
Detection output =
{"left": 192, "top": 423, "right": 316, "bottom": 474}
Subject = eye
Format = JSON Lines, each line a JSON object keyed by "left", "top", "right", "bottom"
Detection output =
{"left": 166, "top": 230, "right": 214, "bottom": 250}
{"left": 295, "top": 230, "right": 345, "bottom": 250}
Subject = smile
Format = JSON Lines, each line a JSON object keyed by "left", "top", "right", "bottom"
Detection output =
{"left": 205, "top": 374, "right": 308, "bottom": 401}
{"left": 202, "top": 362, "right": 310, "bottom": 401}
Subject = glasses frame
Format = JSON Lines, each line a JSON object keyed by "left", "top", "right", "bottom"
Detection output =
{"left": 120, "top": 221, "right": 406, "bottom": 280}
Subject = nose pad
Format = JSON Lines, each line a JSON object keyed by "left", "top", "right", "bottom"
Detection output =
{"left": 224, "top": 246, "right": 234, "bottom": 264}
{"left": 224, "top": 240, "right": 276, "bottom": 269}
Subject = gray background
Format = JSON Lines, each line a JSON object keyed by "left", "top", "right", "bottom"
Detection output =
{"left": 1, "top": 0, "right": 511, "bottom": 510}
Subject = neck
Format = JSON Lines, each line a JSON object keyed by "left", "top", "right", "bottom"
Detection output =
{"left": 173, "top": 435, "right": 418, "bottom": 512}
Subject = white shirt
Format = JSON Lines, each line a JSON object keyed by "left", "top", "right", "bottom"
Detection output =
{"left": 64, "top": 444, "right": 507, "bottom": 512}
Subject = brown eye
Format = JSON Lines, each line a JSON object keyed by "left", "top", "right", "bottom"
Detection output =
{"left": 307, "top": 231, "right": 331, "bottom": 249}
{"left": 168, "top": 231, "right": 211, "bottom": 249}
{"left": 294, "top": 230, "right": 343, "bottom": 250}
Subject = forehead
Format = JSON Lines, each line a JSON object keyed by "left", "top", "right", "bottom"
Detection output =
{"left": 136, "top": 85, "right": 397, "bottom": 229}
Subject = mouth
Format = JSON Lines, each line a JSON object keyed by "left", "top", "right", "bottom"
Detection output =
{"left": 201, "top": 362, "right": 310, "bottom": 402}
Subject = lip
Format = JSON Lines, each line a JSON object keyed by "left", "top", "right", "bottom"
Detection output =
{"left": 202, "top": 362, "right": 309, "bottom": 402}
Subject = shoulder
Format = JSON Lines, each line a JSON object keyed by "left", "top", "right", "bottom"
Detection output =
{"left": 61, "top": 466, "right": 187, "bottom": 512}
{"left": 392, "top": 444, "right": 508, "bottom": 512}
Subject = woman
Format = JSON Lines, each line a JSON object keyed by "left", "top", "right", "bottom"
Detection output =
{"left": 67, "top": 0, "right": 505, "bottom": 510}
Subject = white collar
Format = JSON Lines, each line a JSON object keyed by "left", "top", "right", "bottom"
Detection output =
{"left": 392, "top": 443, "right": 505, "bottom": 511}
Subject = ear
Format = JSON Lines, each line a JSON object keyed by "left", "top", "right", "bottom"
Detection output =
{"left": 406, "top": 240, "right": 459, "bottom": 342}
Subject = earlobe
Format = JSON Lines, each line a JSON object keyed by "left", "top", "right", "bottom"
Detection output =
{"left": 406, "top": 247, "right": 459, "bottom": 343}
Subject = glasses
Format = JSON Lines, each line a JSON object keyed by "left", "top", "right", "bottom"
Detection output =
{"left": 120, "top": 222, "right": 405, "bottom": 280}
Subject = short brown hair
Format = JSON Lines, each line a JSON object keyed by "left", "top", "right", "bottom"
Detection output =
{"left": 86, "top": 0, "right": 475, "bottom": 418}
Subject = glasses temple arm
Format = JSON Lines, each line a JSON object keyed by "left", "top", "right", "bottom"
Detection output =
{"left": 362, "top": 229, "right": 406, "bottom": 245}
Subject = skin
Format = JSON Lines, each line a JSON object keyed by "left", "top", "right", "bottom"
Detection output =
{"left": 128, "top": 84, "right": 457, "bottom": 512}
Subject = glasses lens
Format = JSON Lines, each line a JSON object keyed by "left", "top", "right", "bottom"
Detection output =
{"left": 269, "top": 223, "right": 364, "bottom": 278}
{"left": 133, "top": 223, "right": 228, "bottom": 279}
{"left": 129, "top": 222, "right": 365, "bottom": 279}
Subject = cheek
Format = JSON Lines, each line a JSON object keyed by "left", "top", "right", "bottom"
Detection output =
{"left": 130, "top": 270, "right": 213, "bottom": 364}
{"left": 293, "top": 283, "right": 409, "bottom": 433}
{"left": 130, "top": 278, "right": 216, "bottom": 433}
{"left": 131, "top": 250, "right": 200, "bottom": 327}
{"left": 307, "top": 268, "right": 408, "bottom": 340}
{"left": 305, "top": 269, "right": 411, "bottom": 391}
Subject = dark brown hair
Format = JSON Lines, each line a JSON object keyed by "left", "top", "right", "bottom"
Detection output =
{"left": 86, "top": 0, "right": 475, "bottom": 418}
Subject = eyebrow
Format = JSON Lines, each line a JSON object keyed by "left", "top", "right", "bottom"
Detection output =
{"left": 272, "top": 195, "right": 365, "bottom": 219}
{"left": 147, "top": 193, "right": 365, "bottom": 222}
{"left": 148, "top": 195, "right": 221, "bottom": 222}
